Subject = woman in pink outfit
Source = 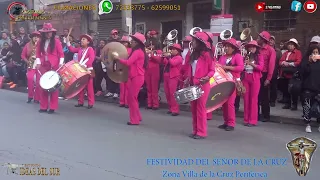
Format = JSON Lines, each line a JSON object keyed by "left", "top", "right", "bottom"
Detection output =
{"left": 67, "top": 34, "right": 95, "bottom": 109}
{"left": 163, "top": 43, "right": 183, "bottom": 116}
{"left": 119, "top": 35, "right": 132, "bottom": 108}
{"left": 114, "top": 32, "right": 147, "bottom": 125}
{"left": 21, "top": 31, "right": 41, "bottom": 104}
{"left": 217, "top": 38, "right": 244, "bottom": 131}
{"left": 242, "top": 40, "right": 264, "bottom": 126}
{"left": 184, "top": 32, "right": 215, "bottom": 139}
{"left": 35, "top": 23, "right": 64, "bottom": 114}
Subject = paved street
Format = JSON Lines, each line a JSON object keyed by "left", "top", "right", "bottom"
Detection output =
{"left": 0, "top": 89, "right": 319, "bottom": 180}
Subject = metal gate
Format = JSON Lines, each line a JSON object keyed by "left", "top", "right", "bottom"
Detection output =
{"left": 98, "top": 18, "right": 122, "bottom": 40}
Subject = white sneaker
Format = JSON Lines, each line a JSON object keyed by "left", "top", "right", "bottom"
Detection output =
{"left": 305, "top": 125, "right": 312, "bottom": 133}
{"left": 105, "top": 92, "right": 113, "bottom": 97}
{"left": 113, "top": 93, "right": 119, "bottom": 98}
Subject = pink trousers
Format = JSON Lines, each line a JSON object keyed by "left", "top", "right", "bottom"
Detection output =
{"left": 27, "top": 69, "right": 40, "bottom": 101}
{"left": 145, "top": 68, "right": 160, "bottom": 108}
{"left": 163, "top": 73, "right": 179, "bottom": 113}
{"left": 127, "top": 76, "right": 144, "bottom": 124}
{"left": 243, "top": 74, "right": 260, "bottom": 125}
{"left": 78, "top": 78, "right": 95, "bottom": 106}
{"left": 222, "top": 90, "right": 237, "bottom": 127}
{"left": 119, "top": 82, "right": 128, "bottom": 106}
{"left": 190, "top": 83, "right": 210, "bottom": 137}
{"left": 39, "top": 63, "right": 59, "bottom": 110}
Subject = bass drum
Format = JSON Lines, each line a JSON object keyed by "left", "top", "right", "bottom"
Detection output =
{"left": 58, "top": 61, "right": 91, "bottom": 99}
{"left": 206, "top": 66, "right": 235, "bottom": 113}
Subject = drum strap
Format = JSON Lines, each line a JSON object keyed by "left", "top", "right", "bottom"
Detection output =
{"left": 79, "top": 48, "right": 89, "bottom": 65}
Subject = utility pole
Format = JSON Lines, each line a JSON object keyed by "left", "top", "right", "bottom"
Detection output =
{"left": 121, "top": 0, "right": 132, "bottom": 35}
{"left": 221, "top": 0, "right": 225, "bottom": 15}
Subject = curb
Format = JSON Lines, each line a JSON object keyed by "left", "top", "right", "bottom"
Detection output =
{"left": 1, "top": 85, "right": 317, "bottom": 127}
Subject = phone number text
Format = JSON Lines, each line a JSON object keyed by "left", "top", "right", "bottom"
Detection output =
{"left": 116, "top": 4, "right": 181, "bottom": 11}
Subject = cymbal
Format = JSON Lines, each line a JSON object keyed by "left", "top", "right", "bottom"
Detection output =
{"left": 101, "top": 42, "right": 129, "bottom": 83}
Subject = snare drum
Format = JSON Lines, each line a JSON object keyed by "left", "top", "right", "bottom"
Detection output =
{"left": 174, "top": 85, "right": 204, "bottom": 104}
{"left": 206, "top": 66, "right": 235, "bottom": 113}
{"left": 39, "top": 70, "right": 62, "bottom": 92}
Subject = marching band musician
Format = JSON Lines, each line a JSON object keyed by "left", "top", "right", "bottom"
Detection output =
{"left": 257, "top": 31, "right": 276, "bottom": 122}
{"left": 35, "top": 23, "right": 64, "bottom": 114}
{"left": 67, "top": 34, "right": 95, "bottom": 109}
{"left": 204, "top": 32, "right": 216, "bottom": 120}
{"left": 21, "top": 31, "right": 41, "bottom": 103}
{"left": 217, "top": 38, "right": 244, "bottom": 131}
{"left": 185, "top": 32, "right": 215, "bottom": 139}
{"left": 179, "top": 36, "right": 192, "bottom": 89}
{"left": 119, "top": 36, "right": 132, "bottom": 108}
{"left": 145, "top": 37, "right": 162, "bottom": 110}
{"left": 242, "top": 41, "right": 264, "bottom": 127}
{"left": 163, "top": 44, "right": 183, "bottom": 116}
{"left": 113, "top": 32, "right": 147, "bottom": 125}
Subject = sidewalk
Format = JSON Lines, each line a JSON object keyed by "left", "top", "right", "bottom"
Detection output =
{"left": 2, "top": 82, "right": 318, "bottom": 127}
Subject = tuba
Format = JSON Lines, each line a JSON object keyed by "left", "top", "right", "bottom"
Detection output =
{"left": 240, "top": 28, "right": 253, "bottom": 57}
{"left": 189, "top": 27, "right": 202, "bottom": 53}
{"left": 28, "top": 42, "right": 37, "bottom": 69}
{"left": 214, "top": 29, "right": 233, "bottom": 58}
{"left": 163, "top": 29, "right": 178, "bottom": 52}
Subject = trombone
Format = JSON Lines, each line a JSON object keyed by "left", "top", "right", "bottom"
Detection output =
{"left": 214, "top": 29, "right": 233, "bottom": 58}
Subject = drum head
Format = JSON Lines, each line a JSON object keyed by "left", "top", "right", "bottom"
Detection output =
{"left": 206, "top": 82, "right": 235, "bottom": 112}
{"left": 62, "top": 74, "right": 90, "bottom": 99}
{"left": 40, "top": 71, "right": 60, "bottom": 90}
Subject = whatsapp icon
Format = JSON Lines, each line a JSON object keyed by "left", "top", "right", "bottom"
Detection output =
{"left": 98, "top": 0, "right": 113, "bottom": 15}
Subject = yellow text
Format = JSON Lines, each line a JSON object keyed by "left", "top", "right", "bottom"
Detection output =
{"left": 19, "top": 167, "right": 60, "bottom": 176}
{"left": 54, "top": 5, "right": 96, "bottom": 11}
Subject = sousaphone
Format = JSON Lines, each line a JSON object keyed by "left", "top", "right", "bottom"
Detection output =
{"left": 101, "top": 42, "right": 129, "bottom": 83}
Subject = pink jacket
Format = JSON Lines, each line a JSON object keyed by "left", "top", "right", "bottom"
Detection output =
{"left": 147, "top": 49, "right": 162, "bottom": 69}
{"left": 119, "top": 48, "right": 145, "bottom": 78}
{"left": 21, "top": 42, "right": 33, "bottom": 63}
{"left": 163, "top": 55, "right": 183, "bottom": 78}
{"left": 36, "top": 38, "right": 64, "bottom": 70}
{"left": 184, "top": 51, "right": 215, "bottom": 85}
{"left": 68, "top": 46, "right": 95, "bottom": 69}
{"left": 127, "top": 47, "right": 132, "bottom": 55}
{"left": 218, "top": 53, "right": 244, "bottom": 79}
{"left": 244, "top": 54, "right": 264, "bottom": 80}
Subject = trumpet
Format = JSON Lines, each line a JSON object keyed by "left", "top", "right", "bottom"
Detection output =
{"left": 214, "top": 29, "right": 233, "bottom": 58}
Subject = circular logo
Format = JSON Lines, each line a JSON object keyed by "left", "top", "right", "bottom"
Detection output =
{"left": 7, "top": 2, "right": 27, "bottom": 20}
{"left": 255, "top": 2, "right": 265, "bottom": 13}
{"left": 303, "top": 0, "right": 317, "bottom": 13}
{"left": 98, "top": 0, "right": 113, "bottom": 15}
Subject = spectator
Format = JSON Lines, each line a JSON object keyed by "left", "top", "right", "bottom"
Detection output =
{"left": 94, "top": 39, "right": 107, "bottom": 96}
{"left": 16, "top": 27, "right": 29, "bottom": 48}
{"left": 0, "top": 42, "right": 11, "bottom": 78}
{"left": 63, "top": 35, "right": 75, "bottom": 63}
{"left": 269, "top": 36, "right": 282, "bottom": 107}
{"left": 6, "top": 34, "right": 23, "bottom": 88}
{"left": 0, "top": 32, "right": 11, "bottom": 48}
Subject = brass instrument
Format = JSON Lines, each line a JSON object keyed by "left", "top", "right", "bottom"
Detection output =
{"left": 214, "top": 29, "right": 233, "bottom": 58}
{"left": 28, "top": 42, "right": 37, "bottom": 69}
{"left": 240, "top": 28, "right": 253, "bottom": 57}
{"left": 189, "top": 27, "right": 202, "bottom": 53}
{"left": 163, "top": 29, "right": 178, "bottom": 52}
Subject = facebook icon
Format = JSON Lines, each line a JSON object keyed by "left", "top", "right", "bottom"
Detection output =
{"left": 291, "top": 1, "right": 302, "bottom": 12}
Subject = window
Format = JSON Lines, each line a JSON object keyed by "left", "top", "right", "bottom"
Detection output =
{"left": 193, "top": 3, "right": 212, "bottom": 29}
{"left": 263, "top": 10, "right": 297, "bottom": 31}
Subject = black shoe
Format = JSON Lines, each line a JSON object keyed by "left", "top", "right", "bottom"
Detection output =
{"left": 127, "top": 122, "right": 139, "bottom": 125}
{"left": 125, "top": 105, "right": 129, "bottom": 108}
{"left": 119, "top": 104, "right": 125, "bottom": 107}
{"left": 243, "top": 123, "right": 249, "bottom": 126}
{"left": 270, "top": 102, "right": 275, "bottom": 107}
{"left": 247, "top": 124, "right": 256, "bottom": 127}
{"left": 87, "top": 105, "right": 93, "bottom": 109}
{"left": 188, "top": 134, "right": 195, "bottom": 138}
{"left": 193, "top": 135, "right": 206, "bottom": 139}
{"left": 278, "top": 99, "right": 286, "bottom": 103}
{"left": 282, "top": 104, "right": 291, "bottom": 109}
{"left": 171, "top": 113, "right": 179, "bottom": 116}
{"left": 262, "top": 118, "right": 270, "bottom": 122}
{"left": 152, "top": 107, "right": 158, "bottom": 110}
{"left": 75, "top": 104, "right": 84, "bottom": 107}
{"left": 167, "top": 111, "right": 172, "bottom": 114}
{"left": 34, "top": 100, "right": 39, "bottom": 104}
{"left": 225, "top": 126, "right": 234, "bottom": 131}
{"left": 38, "top": 109, "right": 47, "bottom": 113}
{"left": 218, "top": 124, "right": 227, "bottom": 129}
{"left": 48, "top": 109, "right": 55, "bottom": 114}
{"left": 291, "top": 105, "right": 297, "bottom": 111}
{"left": 27, "top": 98, "right": 33, "bottom": 103}
{"left": 146, "top": 106, "right": 152, "bottom": 109}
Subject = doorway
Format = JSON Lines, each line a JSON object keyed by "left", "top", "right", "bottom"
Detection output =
{"left": 161, "top": 20, "right": 183, "bottom": 43}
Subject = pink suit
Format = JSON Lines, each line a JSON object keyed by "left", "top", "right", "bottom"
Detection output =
{"left": 21, "top": 42, "right": 40, "bottom": 101}
{"left": 145, "top": 50, "right": 162, "bottom": 108}
{"left": 36, "top": 38, "right": 64, "bottom": 110}
{"left": 218, "top": 53, "right": 244, "bottom": 127}
{"left": 68, "top": 45, "right": 95, "bottom": 106}
{"left": 119, "top": 49, "right": 145, "bottom": 124}
{"left": 163, "top": 55, "right": 182, "bottom": 114}
{"left": 243, "top": 54, "right": 264, "bottom": 125}
{"left": 184, "top": 51, "right": 215, "bottom": 137}
{"left": 206, "top": 48, "right": 216, "bottom": 120}
{"left": 119, "top": 48, "right": 132, "bottom": 106}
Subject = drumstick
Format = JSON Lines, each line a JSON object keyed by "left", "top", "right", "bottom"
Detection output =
{"left": 66, "top": 27, "right": 73, "bottom": 42}
{"left": 48, "top": 65, "right": 64, "bottom": 79}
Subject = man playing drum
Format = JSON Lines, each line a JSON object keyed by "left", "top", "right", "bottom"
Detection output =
{"left": 67, "top": 34, "right": 95, "bottom": 109}
{"left": 21, "top": 31, "right": 41, "bottom": 104}
{"left": 35, "top": 23, "right": 64, "bottom": 114}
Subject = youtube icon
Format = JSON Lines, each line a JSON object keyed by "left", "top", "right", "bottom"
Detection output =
{"left": 303, "top": 0, "right": 317, "bottom": 13}
{"left": 255, "top": 2, "right": 265, "bottom": 12}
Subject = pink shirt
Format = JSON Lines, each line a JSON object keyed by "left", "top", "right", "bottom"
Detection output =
{"left": 68, "top": 46, "right": 95, "bottom": 69}
{"left": 119, "top": 48, "right": 145, "bottom": 78}
{"left": 218, "top": 53, "right": 244, "bottom": 79}
{"left": 163, "top": 55, "right": 183, "bottom": 78}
